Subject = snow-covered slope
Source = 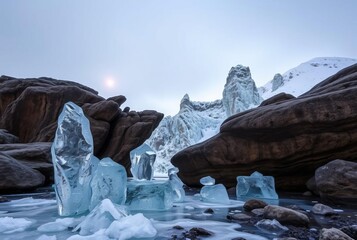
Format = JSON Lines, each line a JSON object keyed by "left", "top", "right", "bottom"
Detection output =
{"left": 148, "top": 65, "right": 261, "bottom": 175}
{"left": 259, "top": 57, "right": 357, "bottom": 99}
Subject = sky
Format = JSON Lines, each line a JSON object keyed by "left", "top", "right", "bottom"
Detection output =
{"left": 0, "top": 1, "right": 356, "bottom": 116}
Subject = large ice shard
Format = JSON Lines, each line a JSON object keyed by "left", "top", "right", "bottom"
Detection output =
{"left": 168, "top": 167, "right": 185, "bottom": 202}
{"left": 236, "top": 171, "right": 279, "bottom": 200}
{"left": 199, "top": 176, "right": 230, "bottom": 204}
{"left": 51, "top": 102, "right": 97, "bottom": 216}
{"left": 126, "top": 180, "right": 173, "bottom": 210}
{"left": 73, "top": 198, "right": 128, "bottom": 235}
{"left": 89, "top": 157, "right": 127, "bottom": 210}
{"left": 130, "top": 143, "right": 156, "bottom": 180}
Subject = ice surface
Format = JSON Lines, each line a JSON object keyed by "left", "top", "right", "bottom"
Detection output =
{"left": 73, "top": 199, "right": 128, "bottom": 236}
{"left": 89, "top": 157, "right": 127, "bottom": 210}
{"left": 200, "top": 176, "right": 215, "bottom": 186}
{"left": 255, "top": 219, "right": 288, "bottom": 235}
{"left": 126, "top": 179, "right": 173, "bottom": 210}
{"left": 236, "top": 171, "right": 279, "bottom": 200}
{"left": 200, "top": 184, "right": 230, "bottom": 204}
{"left": 36, "top": 235, "right": 57, "bottom": 240}
{"left": 168, "top": 167, "right": 185, "bottom": 202}
{"left": 51, "top": 102, "right": 97, "bottom": 216}
{"left": 37, "top": 217, "right": 78, "bottom": 232}
{"left": 130, "top": 143, "right": 156, "bottom": 180}
{"left": 0, "top": 217, "right": 33, "bottom": 234}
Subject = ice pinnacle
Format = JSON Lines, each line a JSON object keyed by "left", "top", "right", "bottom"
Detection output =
{"left": 130, "top": 143, "right": 156, "bottom": 180}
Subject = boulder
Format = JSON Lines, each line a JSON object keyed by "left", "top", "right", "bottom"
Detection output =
{"left": 243, "top": 199, "right": 268, "bottom": 212}
{"left": 171, "top": 64, "right": 357, "bottom": 190}
{"left": 0, "top": 77, "right": 163, "bottom": 192}
{"left": 263, "top": 205, "right": 309, "bottom": 227}
{"left": 319, "top": 228, "right": 354, "bottom": 240}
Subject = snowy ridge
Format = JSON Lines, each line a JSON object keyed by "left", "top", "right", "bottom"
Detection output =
{"left": 259, "top": 57, "right": 357, "bottom": 99}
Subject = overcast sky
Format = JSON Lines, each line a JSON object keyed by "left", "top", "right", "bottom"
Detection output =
{"left": 1, "top": 1, "right": 356, "bottom": 116}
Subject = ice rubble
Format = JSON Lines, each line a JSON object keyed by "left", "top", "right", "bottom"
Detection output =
{"left": 0, "top": 216, "right": 33, "bottom": 234}
{"left": 200, "top": 176, "right": 230, "bottom": 204}
{"left": 236, "top": 171, "right": 279, "bottom": 200}
{"left": 129, "top": 143, "right": 156, "bottom": 181}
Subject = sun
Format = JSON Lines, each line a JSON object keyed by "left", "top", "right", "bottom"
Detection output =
{"left": 104, "top": 77, "right": 116, "bottom": 89}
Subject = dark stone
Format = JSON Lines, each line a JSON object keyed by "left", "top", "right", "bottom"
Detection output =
{"left": 263, "top": 205, "right": 309, "bottom": 227}
{"left": 203, "top": 208, "right": 214, "bottom": 214}
{"left": 0, "top": 129, "right": 19, "bottom": 144}
{"left": 340, "top": 225, "right": 357, "bottom": 239}
{"left": 173, "top": 225, "right": 184, "bottom": 230}
{"left": 171, "top": 64, "right": 357, "bottom": 190}
{"left": 227, "top": 213, "right": 251, "bottom": 221}
{"left": 243, "top": 199, "right": 268, "bottom": 212}
{"left": 319, "top": 227, "right": 354, "bottom": 240}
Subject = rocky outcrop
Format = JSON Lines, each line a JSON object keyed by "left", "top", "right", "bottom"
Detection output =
{"left": 308, "top": 160, "right": 357, "bottom": 205}
{"left": 0, "top": 76, "right": 163, "bottom": 192}
{"left": 171, "top": 64, "right": 357, "bottom": 190}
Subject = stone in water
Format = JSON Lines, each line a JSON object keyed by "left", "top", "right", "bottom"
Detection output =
{"left": 126, "top": 180, "right": 173, "bottom": 210}
{"left": 168, "top": 167, "right": 185, "bottom": 202}
{"left": 255, "top": 219, "right": 288, "bottom": 235}
{"left": 51, "top": 102, "right": 97, "bottom": 216}
{"left": 200, "top": 184, "right": 230, "bottom": 204}
{"left": 89, "top": 157, "right": 127, "bottom": 210}
{"left": 130, "top": 143, "right": 156, "bottom": 180}
{"left": 200, "top": 176, "right": 215, "bottom": 186}
{"left": 236, "top": 171, "right": 278, "bottom": 200}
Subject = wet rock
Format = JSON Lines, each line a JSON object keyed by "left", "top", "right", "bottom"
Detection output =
{"left": 0, "top": 129, "right": 19, "bottom": 144}
{"left": 204, "top": 208, "right": 214, "bottom": 214}
{"left": 319, "top": 227, "right": 354, "bottom": 240}
{"left": 311, "top": 203, "right": 336, "bottom": 215}
{"left": 263, "top": 205, "right": 309, "bottom": 227}
{"left": 227, "top": 213, "right": 251, "bottom": 221}
{"left": 340, "top": 225, "right": 357, "bottom": 239}
{"left": 243, "top": 199, "right": 268, "bottom": 211}
{"left": 251, "top": 208, "right": 265, "bottom": 216}
{"left": 183, "top": 227, "right": 213, "bottom": 239}
{"left": 171, "top": 64, "right": 357, "bottom": 190}
{"left": 173, "top": 225, "right": 184, "bottom": 230}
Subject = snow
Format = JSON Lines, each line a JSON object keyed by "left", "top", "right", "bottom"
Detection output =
{"left": 0, "top": 217, "right": 33, "bottom": 234}
{"left": 36, "top": 235, "right": 57, "bottom": 240}
{"left": 37, "top": 217, "right": 80, "bottom": 232}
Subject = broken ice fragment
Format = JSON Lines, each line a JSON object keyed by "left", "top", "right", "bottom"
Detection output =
{"left": 126, "top": 180, "right": 173, "bottom": 210}
{"left": 168, "top": 167, "right": 185, "bottom": 202}
{"left": 200, "top": 176, "right": 215, "bottom": 186}
{"left": 255, "top": 219, "right": 288, "bottom": 235}
{"left": 51, "top": 102, "right": 97, "bottom": 216}
{"left": 200, "top": 184, "right": 230, "bottom": 204}
{"left": 89, "top": 157, "right": 127, "bottom": 210}
{"left": 73, "top": 198, "right": 128, "bottom": 236}
{"left": 236, "top": 171, "right": 278, "bottom": 200}
{"left": 130, "top": 143, "right": 156, "bottom": 180}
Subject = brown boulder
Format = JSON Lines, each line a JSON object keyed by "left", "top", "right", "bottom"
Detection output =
{"left": 171, "top": 64, "right": 357, "bottom": 190}
{"left": 263, "top": 205, "right": 309, "bottom": 227}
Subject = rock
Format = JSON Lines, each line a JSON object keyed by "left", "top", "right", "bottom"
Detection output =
{"left": 311, "top": 203, "right": 335, "bottom": 215}
{"left": 243, "top": 199, "right": 268, "bottom": 212}
{"left": 340, "top": 225, "right": 357, "bottom": 239}
{"left": 0, "top": 129, "right": 19, "bottom": 144}
{"left": 263, "top": 205, "right": 309, "bottom": 227}
{"left": 251, "top": 208, "right": 265, "bottom": 216}
{"left": 259, "top": 92, "right": 295, "bottom": 107}
{"left": 227, "top": 213, "right": 251, "bottom": 221}
{"left": 172, "top": 64, "right": 357, "bottom": 190}
{"left": 0, "top": 77, "right": 163, "bottom": 192}
{"left": 186, "top": 227, "right": 213, "bottom": 237}
{"left": 0, "top": 196, "right": 9, "bottom": 202}
{"left": 0, "top": 152, "right": 45, "bottom": 192}
{"left": 319, "top": 227, "right": 354, "bottom": 240}
{"left": 255, "top": 219, "right": 289, "bottom": 235}
{"left": 313, "top": 160, "right": 357, "bottom": 205}
{"left": 203, "top": 208, "right": 214, "bottom": 214}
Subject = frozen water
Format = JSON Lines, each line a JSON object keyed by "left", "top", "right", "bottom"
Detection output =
{"left": 255, "top": 219, "right": 288, "bottom": 235}
{"left": 200, "top": 176, "right": 215, "bottom": 186}
{"left": 236, "top": 171, "right": 279, "bottom": 200}
{"left": 73, "top": 199, "right": 128, "bottom": 236}
{"left": 89, "top": 157, "right": 127, "bottom": 210}
{"left": 51, "top": 102, "right": 97, "bottom": 216}
{"left": 36, "top": 235, "right": 57, "bottom": 240}
{"left": 37, "top": 217, "right": 78, "bottom": 232}
{"left": 0, "top": 217, "right": 33, "bottom": 234}
{"left": 130, "top": 143, "right": 156, "bottom": 180}
{"left": 200, "top": 184, "right": 230, "bottom": 204}
{"left": 126, "top": 179, "right": 173, "bottom": 210}
{"left": 168, "top": 167, "right": 185, "bottom": 202}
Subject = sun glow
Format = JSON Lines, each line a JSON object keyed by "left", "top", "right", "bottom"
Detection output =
{"left": 104, "top": 77, "right": 116, "bottom": 89}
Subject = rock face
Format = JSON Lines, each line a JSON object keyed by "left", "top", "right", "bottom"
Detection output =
{"left": 309, "top": 160, "right": 357, "bottom": 205}
{"left": 171, "top": 64, "right": 357, "bottom": 190}
{"left": 0, "top": 76, "right": 163, "bottom": 192}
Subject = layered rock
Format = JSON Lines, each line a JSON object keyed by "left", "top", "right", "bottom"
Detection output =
{"left": 171, "top": 64, "right": 357, "bottom": 190}
{"left": 0, "top": 76, "right": 163, "bottom": 192}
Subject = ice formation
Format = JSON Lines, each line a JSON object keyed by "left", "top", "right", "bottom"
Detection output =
{"left": 37, "top": 217, "right": 78, "bottom": 232}
{"left": 200, "top": 176, "right": 230, "bottom": 204}
{"left": 130, "top": 143, "right": 156, "bottom": 180}
{"left": 126, "top": 180, "right": 173, "bottom": 210}
{"left": 255, "top": 219, "right": 288, "bottom": 235}
{"left": 168, "top": 167, "right": 185, "bottom": 202}
{"left": 236, "top": 171, "right": 278, "bottom": 200}
{"left": 89, "top": 157, "right": 127, "bottom": 210}
{"left": 73, "top": 199, "right": 128, "bottom": 236}
{"left": 51, "top": 102, "right": 96, "bottom": 216}
{"left": 0, "top": 217, "right": 33, "bottom": 234}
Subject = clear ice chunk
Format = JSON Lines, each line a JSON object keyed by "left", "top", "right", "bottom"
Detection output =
{"left": 73, "top": 198, "right": 128, "bottom": 236}
{"left": 129, "top": 143, "right": 156, "bottom": 180}
{"left": 236, "top": 171, "right": 279, "bottom": 200}
{"left": 200, "top": 176, "right": 215, "bottom": 186}
{"left": 255, "top": 219, "right": 288, "bottom": 235}
{"left": 168, "top": 167, "right": 185, "bottom": 202}
{"left": 89, "top": 157, "right": 127, "bottom": 210}
{"left": 51, "top": 102, "right": 97, "bottom": 216}
{"left": 126, "top": 180, "right": 173, "bottom": 210}
{"left": 200, "top": 184, "right": 230, "bottom": 204}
